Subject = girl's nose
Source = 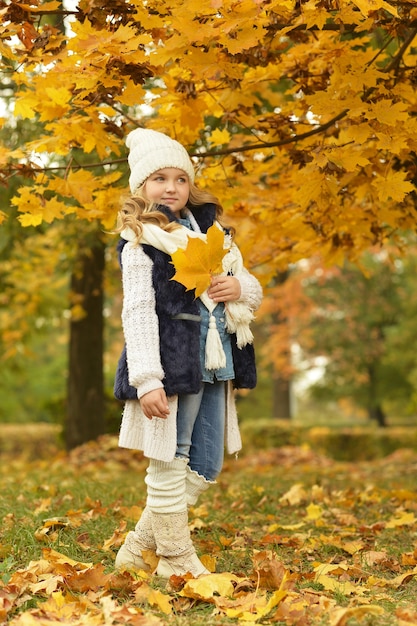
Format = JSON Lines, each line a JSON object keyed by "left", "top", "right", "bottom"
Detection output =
{"left": 165, "top": 179, "right": 175, "bottom": 192}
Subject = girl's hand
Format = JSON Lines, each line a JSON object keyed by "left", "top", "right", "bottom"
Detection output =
{"left": 140, "top": 388, "right": 170, "bottom": 420}
{"left": 208, "top": 276, "right": 241, "bottom": 302}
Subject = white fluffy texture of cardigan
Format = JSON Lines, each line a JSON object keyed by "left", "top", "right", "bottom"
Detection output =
{"left": 118, "top": 223, "right": 263, "bottom": 461}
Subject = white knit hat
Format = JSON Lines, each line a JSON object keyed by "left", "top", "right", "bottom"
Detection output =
{"left": 126, "top": 128, "right": 195, "bottom": 195}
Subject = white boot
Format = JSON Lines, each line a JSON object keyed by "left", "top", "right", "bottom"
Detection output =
{"left": 186, "top": 465, "right": 214, "bottom": 506}
{"left": 146, "top": 458, "right": 210, "bottom": 578}
{"left": 115, "top": 506, "right": 156, "bottom": 571}
{"left": 152, "top": 510, "right": 210, "bottom": 578}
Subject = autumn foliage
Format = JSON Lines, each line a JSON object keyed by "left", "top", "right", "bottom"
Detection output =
{"left": 1, "top": 0, "right": 417, "bottom": 278}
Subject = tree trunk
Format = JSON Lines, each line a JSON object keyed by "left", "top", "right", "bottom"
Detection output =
{"left": 367, "top": 362, "right": 387, "bottom": 427}
{"left": 368, "top": 404, "right": 387, "bottom": 427}
{"left": 272, "top": 373, "right": 292, "bottom": 419}
{"left": 271, "top": 270, "right": 292, "bottom": 419}
{"left": 65, "top": 233, "right": 105, "bottom": 449}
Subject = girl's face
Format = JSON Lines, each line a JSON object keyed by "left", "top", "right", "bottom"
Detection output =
{"left": 143, "top": 168, "right": 190, "bottom": 217}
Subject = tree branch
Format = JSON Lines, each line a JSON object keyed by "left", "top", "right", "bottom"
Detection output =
{"left": 0, "top": 109, "right": 349, "bottom": 178}
{"left": 385, "top": 27, "right": 417, "bottom": 73}
{"left": 195, "top": 110, "right": 349, "bottom": 159}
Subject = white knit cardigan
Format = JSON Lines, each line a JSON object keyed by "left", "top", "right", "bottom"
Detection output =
{"left": 118, "top": 225, "right": 263, "bottom": 462}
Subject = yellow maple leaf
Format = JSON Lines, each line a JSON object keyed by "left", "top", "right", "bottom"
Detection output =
{"left": 341, "top": 539, "right": 366, "bottom": 555}
{"left": 224, "top": 588, "right": 287, "bottom": 620}
{"left": 45, "top": 86, "right": 72, "bottom": 107}
{"left": 279, "top": 483, "right": 307, "bottom": 506}
{"left": 210, "top": 128, "right": 231, "bottom": 147}
{"left": 331, "top": 606, "right": 385, "bottom": 626}
{"left": 14, "top": 95, "right": 37, "bottom": 119}
{"left": 200, "top": 553, "right": 217, "bottom": 572}
{"left": 170, "top": 225, "right": 227, "bottom": 297}
{"left": 17, "top": 213, "right": 43, "bottom": 227}
{"left": 314, "top": 573, "right": 358, "bottom": 596}
{"left": 373, "top": 171, "right": 415, "bottom": 203}
{"left": 300, "top": 0, "right": 329, "bottom": 29}
{"left": 328, "top": 148, "right": 370, "bottom": 172}
{"left": 386, "top": 511, "right": 416, "bottom": 528}
{"left": 305, "top": 502, "right": 323, "bottom": 520}
{"left": 119, "top": 82, "right": 147, "bottom": 107}
{"left": 42, "top": 547, "right": 92, "bottom": 569}
{"left": 180, "top": 572, "right": 242, "bottom": 601}
{"left": 226, "top": 23, "right": 260, "bottom": 54}
{"left": 26, "top": 0, "right": 62, "bottom": 11}
{"left": 49, "top": 169, "right": 98, "bottom": 205}
{"left": 147, "top": 588, "right": 172, "bottom": 614}
{"left": 0, "top": 40, "right": 17, "bottom": 62}
{"left": 351, "top": 0, "right": 398, "bottom": 17}
{"left": 368, "top": 100, "right": 409, "bottom": 126}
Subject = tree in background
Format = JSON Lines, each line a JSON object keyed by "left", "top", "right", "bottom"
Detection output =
{"left": 0, "top": 111, "right": 71, "bottom": 425}
{"left": 1, "top": 0, "right": 417, "bottom": 444}
{"left": 273, "top": 245, "right": 417, "bottom": 426}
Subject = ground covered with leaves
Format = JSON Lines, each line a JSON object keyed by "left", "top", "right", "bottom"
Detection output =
{"left": 1, "top": 434, "right": 417, "bottom": 626}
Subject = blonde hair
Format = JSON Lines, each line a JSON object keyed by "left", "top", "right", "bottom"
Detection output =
{"left": 115, "top": 195, "right": 180, "bottom": 240}
{"left": 116, "top": 180, "right": 228, "bottom": 240}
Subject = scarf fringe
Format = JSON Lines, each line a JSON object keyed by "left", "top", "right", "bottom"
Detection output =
{"left": 225, "top": 301, "right": 255, "bottom": 348}
{"left": 205, "top": 315, "right": 227, "bottom": 370}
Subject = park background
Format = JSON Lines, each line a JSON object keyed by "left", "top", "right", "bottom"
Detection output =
{"left": 1, "top": 1, "right": 417, "bottom": 624}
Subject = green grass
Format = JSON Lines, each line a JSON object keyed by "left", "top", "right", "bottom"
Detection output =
{"left": 1, "top": 431, "right": 417, "bottom": 625}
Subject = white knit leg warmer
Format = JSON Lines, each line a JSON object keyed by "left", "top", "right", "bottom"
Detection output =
{"left": 145, "top": 458, "right": 210, "bottom": 578}
{"left": 115, "top": 506, "right": 156, "bottom": 571}
{"left": 185, "top": 465, "right": 215, "bottom": 506}
{"left": 145, "top": 457, "right": 188, "bottom": 514}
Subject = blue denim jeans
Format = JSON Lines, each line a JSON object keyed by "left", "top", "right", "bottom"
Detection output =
{"left": 175, "top": 380, "right": 226, "bottom": 481}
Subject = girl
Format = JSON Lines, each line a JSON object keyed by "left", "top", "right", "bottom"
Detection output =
{"left": 113, "top": 128, "right": 263, "bottom": 578}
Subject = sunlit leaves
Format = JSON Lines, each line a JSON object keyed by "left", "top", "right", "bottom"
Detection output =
{"left": 0, "top": 0, "right": 416, "bottom": 271}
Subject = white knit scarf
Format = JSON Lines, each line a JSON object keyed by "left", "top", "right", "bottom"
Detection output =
{"left": 121, "top": 216, "right": 255, "bottom": 370}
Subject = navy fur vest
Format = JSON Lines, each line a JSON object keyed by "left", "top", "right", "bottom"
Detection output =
{"left": 114, "top": 204, "right": 257, "bottom": 400}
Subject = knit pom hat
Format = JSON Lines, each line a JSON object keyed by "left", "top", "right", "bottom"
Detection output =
{"left": 126, "top": 128, "right": 195, "bottom": 195}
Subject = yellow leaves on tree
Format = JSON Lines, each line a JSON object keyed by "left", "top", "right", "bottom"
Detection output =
{"left": 1, "top": 0, "right": 417, "bottom": 269}
{"left": 13, "top": 187, "right": 71, "bottom": 226}
{"left": 170, "top": 225, "right": 227, "bottom": 297}
{"left": 69, "top": 19, "right": 140, "bottom": 56}
{"left": 13, "top": 170, "right": 122, "bottom": 228}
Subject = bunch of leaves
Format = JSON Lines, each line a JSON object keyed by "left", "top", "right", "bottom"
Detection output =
{"left": 1, "top": 433, "right": 417, "bottom": 625}
{"left": 1, "top": 0, "right": 417, "bottom": 276}
{"left": 170, "top": 225, "right": 227, "bottom": 297}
